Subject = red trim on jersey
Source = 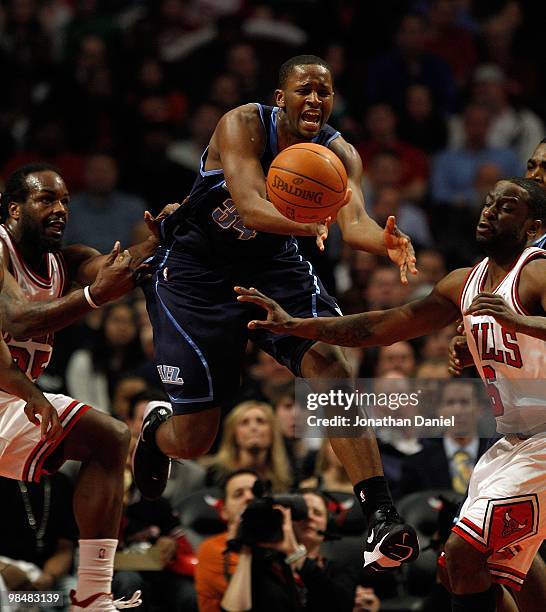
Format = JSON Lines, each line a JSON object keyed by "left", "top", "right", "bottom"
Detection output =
{"left": 491, "top": 574, "right": 524, "bottom": 591}
{"left": 489, "top": 563, "right": 527, "bottom": 580}
{"left": 452, "top": 525, "right": 490, "bottom": 553}
{"left": 33, "top": 403, "right": 91, "bottom": 482}
{"left": 22, "top": 399, "right": 79, "bottom": 481}
{"left": 512, "top": 249, "right": 546, "bottom": 316}
{"left": 459, "top": 262, "right": 481, "bottom": 312}
{"left": 479, "top": 250, "right": 530, "bottom": 294}
{"left": 460, "top": 516, "right": 484, "bottom": 536}
{"left": 1, "top": 225, "right": 53, "bottom": 288}
{"left": 53, "top": 251, "right": 66, "bottom": 297}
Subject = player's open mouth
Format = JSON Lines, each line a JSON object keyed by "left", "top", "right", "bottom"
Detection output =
{"left": 477, "top": 221, "right": 494, "bottom": 235}
{"left": 45, "top": 218, "right": 66, "bottom": 237}
{"left": 300, "top": 111, "right": 321, "bottom": 130}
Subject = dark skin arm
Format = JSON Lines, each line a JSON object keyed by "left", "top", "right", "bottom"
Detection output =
{"left": 0, "top": 264, "right": 61, "bottom": 440}
{"left": 465, "top": 257, "right": 546, "bottom": 340}
{"left": 212, "top": 104, "right": 333, "bottom": 250}
{"left": 0, "top": 239, "right": 136, "bottom": 340}
{"left": 235, "top": 268, "right": 466, "bottom": 347}
{"left": 330, "top": 137, "right": 417, "bottom": 284}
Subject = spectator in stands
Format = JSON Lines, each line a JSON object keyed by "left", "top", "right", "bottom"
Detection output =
{"left": 113, "top": 447, "right": 197, "bottom": 612}
{"left": 300, "top": 439, "right": 353, "bottom": 494}
{"left": 365, "top": 13, "right": 456, "bottom": 113}
{"left": 270, "top": 382, "right": 308, "bottom": 484}
{"left": 365, "top": 264, "right": 410, "bottom": 311}
{"left": 425, "top": 0, "right": 478, "bottom": 88}
{"left": 399, "top": 380, "right": 488, "bottom": 496}
{"left": 431, "top": 103, "right": 521, "bottom": 207}
{"left": 398, "top": 84, "right": 448, "bottom": 154}
{"left": 66, "top": 302, "right": 146, "bottom": 414}
{"left": 167, "top": 102, "right": 223, "bottom": 171}
{"left": 0, "top": 473, "right": 77, "bottom": 609}
{"left": 375, "top": 342, "right": 416, "bottom": 378}
{"left": 202, "top": 400, "right": 292, "bottom": 492}
{"left": 62, "top": 153, "right": 146, "bottom": 252}
{"left": 195, "top": 469, "right": 257, "bottom": 612}
{"left": 358, "top": 104, "right": 429, "bottom": 202}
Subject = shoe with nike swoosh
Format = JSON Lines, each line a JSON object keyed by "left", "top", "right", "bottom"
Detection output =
{"left": 132, "top": 402, "right": 173, "bottom": 500}
{"left": 363, "top": 505, "right": 419, "bottom": 571}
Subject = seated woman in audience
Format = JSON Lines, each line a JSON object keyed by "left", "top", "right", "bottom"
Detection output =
{"left": 66, "top": 301, "right": 146, "bottom": 414}
{"left": 202, "top": 400, "right": 292, "bottom": 492}
{"left": 300, "top": 439, "right": 353, "bottom": 494}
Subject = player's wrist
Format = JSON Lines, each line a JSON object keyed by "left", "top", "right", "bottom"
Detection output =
{"left": 84, "top": 285, "right": 101, "bottom": 308}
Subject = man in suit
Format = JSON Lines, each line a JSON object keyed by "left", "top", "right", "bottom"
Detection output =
{"left": 399, "top": 380, "right": 488, "bottom": 497}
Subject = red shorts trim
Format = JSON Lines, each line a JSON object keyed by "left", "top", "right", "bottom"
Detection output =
{"left": 452, "top": 525, "right": 490, "bottom": 554}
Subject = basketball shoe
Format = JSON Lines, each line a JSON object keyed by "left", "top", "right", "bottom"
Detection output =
{"left": 132, "top": 402, "right": 172, "bottom": 500}
{"left": 70, "top": 589, "right": 142, "bottom": 610}
{"left": 363, "top": 505, "right": 419, "bottom": 571}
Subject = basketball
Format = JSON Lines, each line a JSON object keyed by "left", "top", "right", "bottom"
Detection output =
{"left": 266, "top": 143, "right": 349, "bottom": 223}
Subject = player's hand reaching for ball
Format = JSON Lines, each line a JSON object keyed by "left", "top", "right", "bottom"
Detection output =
{"left": 235, "top": 286, "right": 295, "bottom": 333}
{"left": 464, "top": 293, "right": 522, "bottom": 332}
{"left": 313, "top": 218, "right": 331, "bottom": 251}
{"left": 448, "top": 334, "right": 473, "bottom": 376}
{"left": 383, "top": 216, "right": 417, "bottom": 285}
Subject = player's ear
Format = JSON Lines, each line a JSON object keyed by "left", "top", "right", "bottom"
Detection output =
{"left": 527, "top": 219, "right": 542, "bottom": 239}
{"left": 7, "top": 201, "right": 21, "bottom": 220}
{"left": 275, "top": 89, "right": 285, "bottom": 110}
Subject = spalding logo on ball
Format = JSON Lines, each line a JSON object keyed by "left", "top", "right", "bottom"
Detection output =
{"left": 266, "top": 143, "right": 349, "bottom": 223}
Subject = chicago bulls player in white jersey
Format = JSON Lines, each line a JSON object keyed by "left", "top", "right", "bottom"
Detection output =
{"left": 0, "top": 163, "right": 160, "bottom": 611}
{"left": 233, "top": 177, "right": 546, "bottom": 611}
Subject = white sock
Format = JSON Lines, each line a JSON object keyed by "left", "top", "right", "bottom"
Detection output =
{"left": 74, "top": 539, "right": 117, "bottom": 604}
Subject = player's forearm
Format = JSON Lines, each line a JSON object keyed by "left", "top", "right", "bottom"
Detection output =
{"left": 339, "top": 213, "right": 387, "bottom": 256}
{"left": 238, "top": 198, "right": 319, "bottom": 237}
{"left": 4, "top": 288, "right": 93, "bottom": 340}
{"left": 514, "top": 316, "right": 546, "bottom": 341}
{"left": 0, "top": 340, "right": 48, "bottom": 401}
{"left": 286, "top": 310, "right": 403, "bottom": 348}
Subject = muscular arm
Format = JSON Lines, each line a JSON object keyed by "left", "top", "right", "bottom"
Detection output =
{"left": 238, "top": 268, "right": 467, "bottom": 347}
{"left": 217, "top": 105, "right": 323, "bottom": 237}
{"left": 330, "top": 137, "right": 386, "bottom": 255}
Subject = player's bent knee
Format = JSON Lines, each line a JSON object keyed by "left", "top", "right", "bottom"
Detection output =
{"left": 169, "top": 409, "right": 220, "bottom": 459}
{"left": 301, "top": 343, "right": 353, "bottom": 379}
{"left": 445, "top": 533, "right": 489, "bottom": 592}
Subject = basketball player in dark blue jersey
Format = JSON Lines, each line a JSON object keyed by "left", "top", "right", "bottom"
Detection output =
{"left": 134, "top": 55, "right": 419, "bottom": 571}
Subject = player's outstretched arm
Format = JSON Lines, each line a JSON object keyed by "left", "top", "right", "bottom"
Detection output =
{"left": 0, "top": 240, "right": 135, "bottom": 339}
{"left": 330, "top": 138, "right": 417, "bottom": 284}
{"left": 218, "top": 105, "right": 332, "bottom": 250}
{"left": 235, "top": 271, "right": 462, "bottom": 347}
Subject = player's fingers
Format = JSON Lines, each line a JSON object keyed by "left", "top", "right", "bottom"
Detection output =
{"left": 106, "top": 241, "right": 121, "bottom": 263}
{"left": 342, "top": 187, "right": 352, "bottom": 207}
{"left": 385, "top": 215, "right": 396, "bottom": 233}
{"left": 25, "top": 407, "right": 39, "bottom": 426}
{"left": 248, "top": 320, "right": 273, "bottom": 330}
{"left": 234, "top": 286, "right": 268, "bottom": 298}
{"left": 399, "top": 262, "right": 408, "bottom": 285}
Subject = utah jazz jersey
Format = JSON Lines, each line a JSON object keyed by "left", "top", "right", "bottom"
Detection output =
{"left": 160, "top": 104, "right": 341, "bottom": 261}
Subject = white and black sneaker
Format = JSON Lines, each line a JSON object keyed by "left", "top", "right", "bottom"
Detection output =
{"left": 363, "top": 505, "right": 419, "bottom": 572}
{"left": 132, "top": 402, "right": 173, "bottom": 500}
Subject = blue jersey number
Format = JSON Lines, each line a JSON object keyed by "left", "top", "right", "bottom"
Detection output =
{"left": 212, "top": 199, "right": 257, "bottom": 241}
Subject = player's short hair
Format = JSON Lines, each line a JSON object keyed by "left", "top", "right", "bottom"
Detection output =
{"left": 540, "top": 138, "right": 546, "bottom": 144}
{"left": 0, "top": 162, "right": 61, "bottom": 221}
{"left": 506, "top": 177, "right": 546, "bottom": 222}
{"left": 278, "top": 55, "right": 332, "bottom": 88}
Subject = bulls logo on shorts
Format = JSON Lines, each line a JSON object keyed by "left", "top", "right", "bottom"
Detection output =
{"left": 489, "top": 498, "right": 537, "bottom": 551}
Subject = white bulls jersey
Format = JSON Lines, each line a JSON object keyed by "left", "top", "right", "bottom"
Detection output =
{"left": 461, "top": 246, "right": 546, "bottom": 435}
{"left": 0, "top": 225, "right": 66, "bottom": 384}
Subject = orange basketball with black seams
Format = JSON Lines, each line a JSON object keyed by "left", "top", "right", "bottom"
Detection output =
{"left": 266, "top": 143, "right": 348, "bottom": 223}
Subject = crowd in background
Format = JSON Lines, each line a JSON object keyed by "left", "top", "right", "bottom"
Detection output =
{"left": 0, "top": 0, "right": 544, "bottom": 610}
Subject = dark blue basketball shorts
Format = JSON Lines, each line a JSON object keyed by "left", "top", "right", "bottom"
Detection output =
{"left": 143, "top": 245, "right": 341, "bottom": 414}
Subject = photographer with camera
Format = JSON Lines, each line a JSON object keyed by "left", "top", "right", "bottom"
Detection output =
{"left": 219, "top": 479, "right": 361, "bottom": 612}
